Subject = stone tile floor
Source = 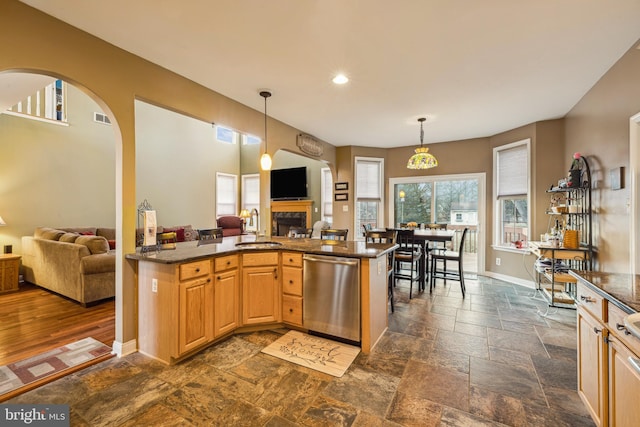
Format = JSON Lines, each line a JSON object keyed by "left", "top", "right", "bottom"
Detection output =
{"left": 8, "top": 276, "right": 596, "bottom": 426}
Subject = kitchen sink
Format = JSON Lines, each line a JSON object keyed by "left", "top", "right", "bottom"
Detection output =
{"left": 235, "top": 241, "right": 283, "bottom": 249}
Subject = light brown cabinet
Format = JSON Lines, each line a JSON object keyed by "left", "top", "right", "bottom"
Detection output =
{"left": 282, "top": 251, "right": 303, "bottom": 326}
{"left": 242, "top": 252, "right": 281, "bottom": 325}
{"left": 0, "top": 254, "right": 21, "bottom": 294}
{"left": 577, "top": 305, "right": 607, "bottom": 426}
{"left": 576, "top": 281, "right": 640, "bottom": 427}
{"left": 214, "top": 255, "right": 239, "bottom": 337}
{"left": 138, "top": 258, "right": 213, "bottom": 363}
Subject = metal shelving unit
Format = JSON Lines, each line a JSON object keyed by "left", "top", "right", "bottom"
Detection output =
{"left": 530, "top": 155, "right": 594, "bottom": 312}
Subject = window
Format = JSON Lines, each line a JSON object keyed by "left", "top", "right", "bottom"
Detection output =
{"left": 215, "top": 125, "right": 239, "bottom": 144}
{"left": 320, "top": 167, "right": 333, "bottom": 225}
{"left": 6, "top": 79, "right": 67, "bottom": 124}
{"left": 355, "top": 157, "right": 384, "bottom": 236}
{"left": 216, "top": 173, "right": 238, "bottom": 216}
{"left": 242, "top": 134, "right": 261, "bottom": 145}
{"left": 494, "top": 139, "right": 530, "bottom": 248}
{"left": 241, "top": 174, "right": 260, "bottom": 230}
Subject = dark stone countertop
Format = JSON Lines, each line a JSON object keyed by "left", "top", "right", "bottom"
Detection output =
{"left": 570, "top": 270, "right": 640, "bottom": 314}
{"left": 125, "top": 235, "right": 397, "bottom": 264}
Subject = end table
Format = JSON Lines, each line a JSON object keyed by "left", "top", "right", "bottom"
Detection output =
{"left": 0, "top": 253, "right": 21, "bottom": 294}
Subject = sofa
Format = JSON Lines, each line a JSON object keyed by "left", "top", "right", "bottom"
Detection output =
{"left": 21, "top": 227, "right": 116, "bottom": 306}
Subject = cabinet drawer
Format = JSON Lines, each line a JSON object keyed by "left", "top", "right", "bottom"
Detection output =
{"left": 243, "top": 252, "right": 279, "bottom": 266}
{"left": 608, "top": 302, "right": 640, "bottom": 356}
{"left": 282, "top": 295, "right": 303, "bottom": 326}
{"left": 214, "top": 255, "right": 239, "bottom": 272}
{"left": 576, "top": 281, "right": 604, "bottom": 321}
{"left": 282, "top": 266, "right": 303, "bottom": 296}
{"left": 179, "top": 259, "right": 211, "bottom": 281}
{"left": 282, "top": 252, "right": 303, "bottom": 268}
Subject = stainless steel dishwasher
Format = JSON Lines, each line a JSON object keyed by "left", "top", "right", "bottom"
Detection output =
{"left": 303, "top": 254, "right": 360, "bottom": 343}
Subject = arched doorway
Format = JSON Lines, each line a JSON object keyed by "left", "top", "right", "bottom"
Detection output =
{"left": 0, "top": 71, "right": 119, "bottom": 364}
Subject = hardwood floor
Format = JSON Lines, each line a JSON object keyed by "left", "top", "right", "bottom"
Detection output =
{"left": 0, "top": 283, "right": 115, "bottom": 366}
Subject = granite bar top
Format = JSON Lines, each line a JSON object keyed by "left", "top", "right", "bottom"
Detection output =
{"left": 570, "top": 270, "right": 640, "bottom": 314}
{"left": 125, "top": 234, "right": 397, "bottom": 264}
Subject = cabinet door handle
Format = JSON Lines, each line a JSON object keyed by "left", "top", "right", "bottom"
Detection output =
{"left": 616, "top": 323, "right": 632, "bottom": 335}
{"left": 289, "top": 280, "right": 294, "bottom": 284}
{"left": 289, "top": 308, "right": 294, "bottom": 313}
{"left": 217, "top": 276, "right": 221, "bottom": 280}
{"left": 207, "top": 278, "right": 211, "bottom": 283}
{"left": 195, "top": 268, "right": 200, "bottom": 273}
{"left": 593, "top": 327, "right": 602, "bottom": 335}
{"left": 580, "top": 295, "right": 595, "bottom": 303}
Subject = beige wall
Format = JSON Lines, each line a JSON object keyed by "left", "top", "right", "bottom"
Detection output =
{"left": 0, "top": 84, "right": 116, "bottom": 252}
{"left": 565, "top": 43, "right": 640, "bottom": 273}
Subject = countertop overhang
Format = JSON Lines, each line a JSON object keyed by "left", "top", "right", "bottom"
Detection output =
{"left": 570, "top": 270, "right": 640, "bottom": 313}
{"left": 125, "top": 235, "right": 398, "bottom": 264}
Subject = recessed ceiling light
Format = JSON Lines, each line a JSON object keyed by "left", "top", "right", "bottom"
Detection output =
{"left": 332, "top": 74, "right": 349, "bottom": 85}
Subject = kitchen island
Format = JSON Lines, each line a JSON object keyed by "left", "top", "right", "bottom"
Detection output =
{"left": 570, "top": 271, "right": 640, "bottom": 426}
{"left": 126, "top": 235, "right": 396, "bottom": 364}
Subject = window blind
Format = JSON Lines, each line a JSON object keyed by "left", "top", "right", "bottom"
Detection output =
{"left": 242, "top": 174, "right": 260, "bottom": 213}
{"left": 216, "top": 173, "right": 237, "bottom": 216}
{"left": 356, "top": 160, "right": 382, "bottom": 200}
{"left": 497, "top": 144, "right": 528, "bottom": 197}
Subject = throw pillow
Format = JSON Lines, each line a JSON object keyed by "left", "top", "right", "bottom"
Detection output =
{"left": 163, "top": 227, "right": 185, "bottom": 242}
{"left": 108, "top": 240, "right": 116, "bottom": 250}
{"left": 36, "top": 227, "right": 66, "bottom": 241}
{"left": 183, "top": 225, "right": 197, "bottom": 242}
{"left": 75, "top": 235, "right": 110, "bottom": 254}
{"left": 59, "top": 233, "right": 79, "bottom": 243}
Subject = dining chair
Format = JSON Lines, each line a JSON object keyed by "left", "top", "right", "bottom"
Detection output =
{"left": 393, "top": 228, "right": 422, "bottom": 299}
{"left": 429, "top": 227, "right": 469, "bottom": 297}
{"left": 424, "top": 223, "right": 449, "bottom": 270}
{"left": 289, "top": 226, "right": 312, "bottom": 238}
{"left": 320, "top": 229, "right": 349, "bottom": 240}
{"left": 366, "top": 229, "right": 397, "bottom": 312}
{"left": 361, "top": 223, "right": 372, "bottom": 237}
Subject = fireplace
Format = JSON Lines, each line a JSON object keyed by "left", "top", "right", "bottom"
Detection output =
{"left": 272, "top": 212, "right": 307, "bottom": 237}
{"left": 270, "top": 200, "right": 314, "bottom": 237}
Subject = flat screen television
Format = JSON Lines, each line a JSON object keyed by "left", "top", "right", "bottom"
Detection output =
{"left": 270, "top": 166, "right": 308, "bottom": 200}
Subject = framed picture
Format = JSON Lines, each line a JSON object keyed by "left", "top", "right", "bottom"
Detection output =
{"left": 335, "top": 182, "right": 348, "bottom": 191}
{"left": 610, "top": 167, "right": 623, "bottom": 190}
{"left": 334, "top": 193, "right": 348, "bottom": 201}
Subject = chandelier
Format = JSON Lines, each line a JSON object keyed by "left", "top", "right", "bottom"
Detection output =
{"left": 407, "top": 117, "right": 438, "bottom": 169}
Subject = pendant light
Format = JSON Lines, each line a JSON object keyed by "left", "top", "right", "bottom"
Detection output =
{"left": 407, "top": 117, "right": 438, "bottom": 169}
{"left": 259, "top": 90, "right": 272, "bottom": 171}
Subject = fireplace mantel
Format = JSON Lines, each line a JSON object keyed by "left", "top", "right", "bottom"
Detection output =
{"left": 271, "top": 200, "right": 313, "bottom": 229}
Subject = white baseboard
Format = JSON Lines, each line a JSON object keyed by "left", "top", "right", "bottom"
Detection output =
{"left": 482, "top": 271, "right": 536, "bottom": 289}
{"left": 112, "top": 339, "right": 137, "bottom": 357}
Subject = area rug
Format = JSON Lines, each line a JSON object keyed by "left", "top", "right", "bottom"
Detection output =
{"left": 0, "top": 337, "right": 112, "bottom": 396}
{"left": 261, "top": 330, "right": 360, "bottom": 377}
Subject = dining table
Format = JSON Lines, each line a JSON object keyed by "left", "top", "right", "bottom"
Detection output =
{"left": 387, "top": 228, "right": 456, "bottom": 292}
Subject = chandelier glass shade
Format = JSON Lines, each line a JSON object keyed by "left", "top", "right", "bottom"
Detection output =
{"left": 407, "top": 117, "right": 438, "bottom": 170}
{"left": 260, "top": 90, "right": 272, "bottom": 171}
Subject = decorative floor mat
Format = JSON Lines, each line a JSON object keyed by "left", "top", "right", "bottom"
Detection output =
{"left": 261, "top": 330, "right": 360, "bottom": 377}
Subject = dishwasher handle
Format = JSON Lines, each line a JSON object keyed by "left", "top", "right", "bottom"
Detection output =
{"left": 629, "top": 356, "right": 640, "bottom": 375}
{"left": 303, "top": 254, "right": 359, "bottom": 267}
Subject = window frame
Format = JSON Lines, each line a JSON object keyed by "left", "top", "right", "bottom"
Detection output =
{"left": 320, "top": 167, "right": 333, "bottom": 225}
{"left": 354, "top": 156, "right": 384, "bottom": 238}
{"left": 493, "top": 139, "right": 531, "bottom": 251}
{"left": 216, "top": 172, "right": 238, "bottom": 217}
